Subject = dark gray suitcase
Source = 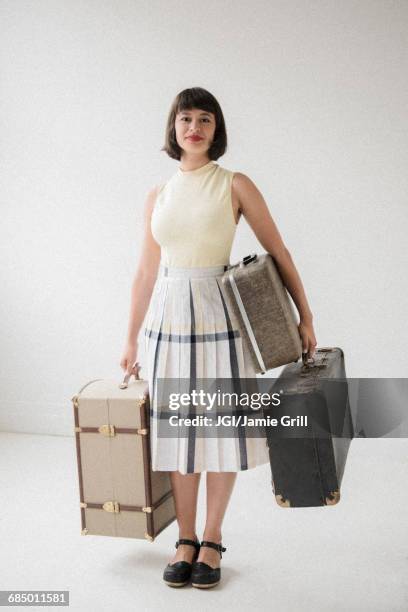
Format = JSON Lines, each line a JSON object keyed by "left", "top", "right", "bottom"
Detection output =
{"left": 264, "top": 347, "right": 354, "bottom": 507}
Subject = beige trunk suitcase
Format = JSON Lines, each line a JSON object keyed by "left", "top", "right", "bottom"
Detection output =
{"left": 222, "top": 252, "right": 302, "bottom": 374}
{"left": 71, "top": 363, "right": 176, "bottom": 541}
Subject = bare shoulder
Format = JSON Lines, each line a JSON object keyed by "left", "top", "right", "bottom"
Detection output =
{"left": 232, "top": 172, "right": 258, "bottom": 195}
{"left": 231, "top": 173, "right": 288, "bottom": 258}
{"left": 231, "top": 172, "right": 261, "bottom": 212}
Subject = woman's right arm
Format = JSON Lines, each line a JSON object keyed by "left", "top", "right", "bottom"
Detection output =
{"left": 120, "top": 185, "right": 161, "bottom": 372}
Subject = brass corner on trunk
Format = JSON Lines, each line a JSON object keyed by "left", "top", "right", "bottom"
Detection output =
{"left": 326, "top": 490, "right": 340, "bottom": 505}
{"left": 276, "top": 494, "right": 291, "bottom": 507}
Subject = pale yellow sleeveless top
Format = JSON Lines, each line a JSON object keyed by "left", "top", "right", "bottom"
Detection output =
{"left": 151, "top": 160, "right": 237, "bottom": 267}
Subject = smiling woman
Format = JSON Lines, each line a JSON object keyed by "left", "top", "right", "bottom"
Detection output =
{"left": 120, "top": 86, "right": 317, "bottom": 589}
{"left": 161, "top": 89, "right": 228, "bottom": 166}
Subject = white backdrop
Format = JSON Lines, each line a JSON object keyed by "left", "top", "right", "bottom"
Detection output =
{"left": 1, "top": 0, "right": 407, "bottom": 435}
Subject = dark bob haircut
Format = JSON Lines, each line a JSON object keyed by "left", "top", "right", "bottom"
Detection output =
{"left": 161, "top": 87, "right": 227, "bottom": 161}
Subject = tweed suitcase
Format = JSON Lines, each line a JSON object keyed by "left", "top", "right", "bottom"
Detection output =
{"left": 221, "top": 252, "right": 302, "bottom": 374}
{"left": 264, "top": 347, "right": 354, "bottom": 507}
{"left": 71, "top": 363, "right": 176, "bottom": 540}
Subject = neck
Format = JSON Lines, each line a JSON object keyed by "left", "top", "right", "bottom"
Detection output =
{"left": 179, "top": 156, "right": 211, "bottom": 172}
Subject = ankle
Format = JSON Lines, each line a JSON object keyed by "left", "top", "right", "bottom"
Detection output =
{"left": 178, "top": 532, "right": 199, "bottom": 542}
{"left": 202, "top": 532, "right": 222, "bottom": 544}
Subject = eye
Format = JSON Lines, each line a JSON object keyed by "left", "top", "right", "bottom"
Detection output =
{"left": 179, "top": 116, "right": 211, "bottom": 122}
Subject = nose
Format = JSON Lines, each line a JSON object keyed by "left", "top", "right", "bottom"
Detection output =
{"left": 188, "top": 120, "right": 201, "bottom": 133}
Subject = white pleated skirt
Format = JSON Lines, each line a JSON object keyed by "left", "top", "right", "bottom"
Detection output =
{"left": 143, "top": 262, "right": 270, "bottom": 474}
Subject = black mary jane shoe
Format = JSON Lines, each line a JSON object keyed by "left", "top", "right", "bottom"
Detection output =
{"left": 163, "top": 538, "right": 201, "bottom": 587}
{"left": 191, "top": 540, "right": 227, "bottom": 589}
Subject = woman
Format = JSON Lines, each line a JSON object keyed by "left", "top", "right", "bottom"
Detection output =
{"left": 120, "top": 87, "right": 317, "bottom": 589}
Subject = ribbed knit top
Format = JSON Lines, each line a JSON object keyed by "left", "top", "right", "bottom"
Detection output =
{"left": 151, "top": 160, "right": 237, "bottom": 267}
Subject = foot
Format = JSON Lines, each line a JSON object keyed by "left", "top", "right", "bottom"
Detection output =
{"left": 196, "top": 539, "right": 222, "bottom": 569}
{"left": 163, "top": 537, "right": 201, "bottom": 588}
{"left": 168, "top": 537, "right": 200, "bottom": 566}
{"left": 191, "top": 540, "right": 226, "bottom": 589}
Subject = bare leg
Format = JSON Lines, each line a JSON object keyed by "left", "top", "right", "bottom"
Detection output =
{"left": 168, "top": 471, "right": 201, "bottom": 565}
{"left": 197, "top": 471, "right": 237, "bottom": 568}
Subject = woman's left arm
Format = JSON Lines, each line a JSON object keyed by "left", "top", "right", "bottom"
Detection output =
{"left": 232, "top": 173, "right": 317, "bottom": 360}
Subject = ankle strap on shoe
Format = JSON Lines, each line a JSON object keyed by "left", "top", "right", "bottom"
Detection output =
{"left": 175, "top": 538, "right": 200, "bottom": 551}
{"left": 200, "top": 540, "right": 227, "bottom": 558}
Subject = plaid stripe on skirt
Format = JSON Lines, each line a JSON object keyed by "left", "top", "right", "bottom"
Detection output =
{"left": 144, "top": 262, "right": 270, "bottom": 474}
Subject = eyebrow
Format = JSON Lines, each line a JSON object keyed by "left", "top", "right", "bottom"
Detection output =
{"left": 178, "top": 111, "right": 212, "bottom": 116}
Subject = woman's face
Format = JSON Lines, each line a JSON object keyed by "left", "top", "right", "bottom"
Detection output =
{"left": 174, "top": 107, "right": 216, "bottom": 156}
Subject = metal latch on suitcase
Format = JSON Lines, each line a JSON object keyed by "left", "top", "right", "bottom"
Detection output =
{"left": 103, "top": 501, "right": 120, "bottom": 513}
{"left": 99, "top": 424, "right": 115, "bottom": 436}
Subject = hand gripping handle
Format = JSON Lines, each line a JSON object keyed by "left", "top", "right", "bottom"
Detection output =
{"left": 119, "top": 361, "right": 142, "bottom": 389}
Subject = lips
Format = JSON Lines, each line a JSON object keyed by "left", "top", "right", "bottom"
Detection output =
{"left": 187, "top": 136, "right": 203, "bottom": 141}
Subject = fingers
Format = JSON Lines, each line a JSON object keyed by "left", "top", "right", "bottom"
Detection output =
{"left": 298, "top": 321, "right": 317, "bottom": 361}
{"left": 308, "top": 341, "right": 317, "bottom": 360}
{"left": 120, "top": 359, "right": 138, "bottom": 374}
{"left": 302, "top": 340, "right": 317, "bottom": 361}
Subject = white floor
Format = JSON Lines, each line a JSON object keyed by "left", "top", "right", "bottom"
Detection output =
{"left": 1, "top": 432, "right": 407, "bottom": 612}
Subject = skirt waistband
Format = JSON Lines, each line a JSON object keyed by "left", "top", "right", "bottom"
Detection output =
{"left": 158, "top": 262, "right": 231, "bottom": 278}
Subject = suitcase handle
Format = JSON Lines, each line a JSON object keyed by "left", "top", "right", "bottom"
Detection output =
{"left": 241, "top": 253, "right": 257, "bottom": 266}
{"left": 119, "top": 361, "right": 142, "bottom": 389}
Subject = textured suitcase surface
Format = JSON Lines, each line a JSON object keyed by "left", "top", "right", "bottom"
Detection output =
{"left": 72, "top": 377, "right": 176, "bottom": 540}
{"left": 221, "top": 252, "right": 302, "bottom": 373}
{"left": 264, "top": 347, "right": 354, "bottom": 507}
